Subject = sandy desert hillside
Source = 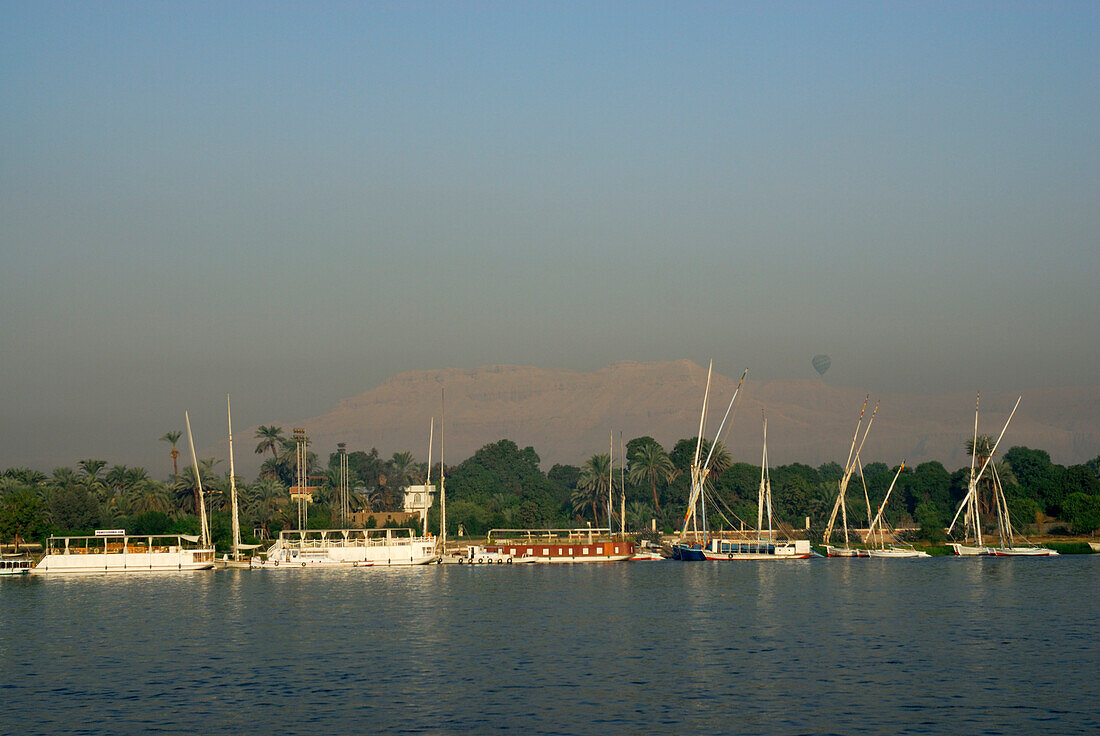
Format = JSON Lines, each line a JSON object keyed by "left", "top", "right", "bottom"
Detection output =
{"left": 239, "top": 361, "right": 1100, "bottom": 472}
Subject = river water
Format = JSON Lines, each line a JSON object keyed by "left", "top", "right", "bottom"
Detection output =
{"left": 1, "top": 557, "right": 1097, "bottom": 735}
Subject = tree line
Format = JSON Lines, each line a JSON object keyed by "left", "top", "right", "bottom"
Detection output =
{"left": 2, "top": 426, "right": 1099, "bottom": 550}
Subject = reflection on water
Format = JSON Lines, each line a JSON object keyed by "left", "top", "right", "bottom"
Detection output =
{"left": 1, "top": 558, "right": 1096, "bottom": 734}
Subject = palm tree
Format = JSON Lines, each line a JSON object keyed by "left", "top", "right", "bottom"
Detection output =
{"left": 77, "top": 459, "right": 109, "bottom": 501}
{"left": 625, "top": 501, "right": 655, "bottom": 533}
{"left": 389, "top": 451, "right": 417, "bottom": 489}
{"left": 245, "top": 478, "right": 287, "bottom": 539}
{"left": 132, "top": 483, "right": 173, "bottom": 515}
{"left": 628, "top": 442, "right": 674, "bottom": 512}
{"left": 160, "top": 431, "right": 182, "bottom": 481}
{"left": 254, "top": 425, "right": 286, "bottom": 460}
{"left": 173, "top": 458, "right": 221, "bottom": 516}
{"left": 576, "top": 453, "right": 614, "bottom": 526}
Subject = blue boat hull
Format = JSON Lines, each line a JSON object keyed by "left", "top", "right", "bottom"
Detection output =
{"left": 670, "top": 543, "right": 707, "bottom": 561}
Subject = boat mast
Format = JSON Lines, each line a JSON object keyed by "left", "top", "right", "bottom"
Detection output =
{"left": 948, "top": 395, "right": 1020, "bottom": 545}
{"left": 609, "top": 429, "right": 614, "bottom": 535}
{"left": 620, "top": 431, "right": 626, "bottom": 539}
{"left": 435, "top": 387, "right": 440, "bottom": 547}
{"left": 680, "top": 367, "right": 747, "bottom": 542}
{"left": 867, "top": 461, "right": 905, "bottom": 549}
{"left": 227, "top": 395, "right": 241, "bottom": 561}
{"left": 969, "top": 392, "right": 982, "bottom": 545}
{"left": 971, "top": 396, "right": 1021, "bottom": 545}
{"left": 184, "top": 410, "right": 210, "bottom": 548}
{"left": 758, "top": 411, "right": 767, "bottom": 533}
{"left": 686, "top": 360, "right": 712, "bottom": 542}
{"left": 425, "top": 416, "right": 433, "bottom": 546}
{"left": 825, "top": 399, "right": 876, "bottom": 546}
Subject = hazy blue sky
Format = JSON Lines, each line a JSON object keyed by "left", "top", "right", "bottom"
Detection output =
{"left": 2, "top": 2, "right": 1097, "bottom": 471}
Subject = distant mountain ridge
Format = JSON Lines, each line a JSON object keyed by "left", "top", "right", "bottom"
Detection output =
{"left": 245, "top": 361, "right": 1100, "bottom": 472}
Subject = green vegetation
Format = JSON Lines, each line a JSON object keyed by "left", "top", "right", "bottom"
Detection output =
{"left": 2, "top": 428, "right": 1099, "bottom": 550}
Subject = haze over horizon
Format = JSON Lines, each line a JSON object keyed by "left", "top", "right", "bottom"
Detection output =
{"left": 2, "top": 3, "right": 1098, "bottom": 473}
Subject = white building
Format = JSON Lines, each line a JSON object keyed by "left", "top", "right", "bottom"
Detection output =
{"left": 402, "top": 484, "right": 436, "bottom": 531}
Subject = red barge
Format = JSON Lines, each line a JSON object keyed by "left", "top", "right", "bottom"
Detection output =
{"left": 483, "top": 528, "right": 634, "bottom": 563}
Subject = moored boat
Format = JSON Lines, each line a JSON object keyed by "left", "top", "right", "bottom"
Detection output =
{"left": 1, "top": 553, "right": 33, "bottom": 576}
{"left": 33, "top": 530, "right": 215, "bottom": 574}
{"left": 950, "top": 543, "right": 1055, "bottom": 557}
{"left": 483, "top": 528, "right": 634, "bottom": 563}
{"left": 863, "top": 460, "right": 931, "bottom": 559}
{"left": 824, "top": 545, "right": 870, "bottom": 558}
{"left": 822, "top": 398, "right": 878, "bottom": 558}
{"left": 947, "top": 394, "right": 1057, "bottom": 557}
{"left": 252, "top": 528, "right": 437, "bottom": 568}
{"left": 868, "top": 546, "right": 930, "bottom": 558}
{"left": 446, "top": 544, "right": 538, "bottom": 564}
{"left": 703, "top": 537, "right": 813, "bottom": 560}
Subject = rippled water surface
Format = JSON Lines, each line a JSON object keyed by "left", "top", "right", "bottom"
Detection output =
{"left": 2, "top": 557, "right": 1097, "bottom": 735}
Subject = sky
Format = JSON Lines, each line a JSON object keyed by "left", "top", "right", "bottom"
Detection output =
{"left": 2, "top": 2, "right": 1098, "bottom": 473}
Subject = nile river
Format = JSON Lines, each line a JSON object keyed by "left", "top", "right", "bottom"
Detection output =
{"left": 2, "top": 557, "right": 1097, "bottom": 735}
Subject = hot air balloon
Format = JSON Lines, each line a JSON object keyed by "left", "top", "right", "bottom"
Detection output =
{"left": 812, "top": 354, "right": 831, "bottom": 377}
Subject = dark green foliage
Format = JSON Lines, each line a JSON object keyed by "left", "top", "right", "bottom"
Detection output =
{"left": 1086, "top": 456, "right": 1100, "bottom": 479}
{"left": 547, "top": 464, "right": 580, "bottom": 491}
{"left": 1004, "top": 446, "right": 1064, "bottom": 515}
{"left": 1062, "top": 492, "right": 1100, "bottom": 535}
{"left": 0, "top": 488, "right": 48, "bottom": 546}
{"left": 1043, "top": 541, "right": 1095, "bottom": 554}
{"left": 445, "top": 440, "right": 567, "bottom": 535}
{"left": 127, "top": 511, "right": 172, "bottom": 535}
{"left": 916, "top": 499, "right": 946, "bottom": 542}
{"left": 47, "top": 484, "right": 100, "bottom": 534}
{"left": 818, "top": 462, "right": 843, "bottom": 482}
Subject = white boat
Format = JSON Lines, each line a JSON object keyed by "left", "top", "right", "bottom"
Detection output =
{"left": 33, "top": 531, "right": 215, "bottom": 574}
{"left": 947, "top": 394, "right": 1058, "bottom": 557}
{"left": 864, "top": 460, "right": 930, "bottom": 558}
{"left": 823, "top": 399, "right": 878, "bottom": 558}
{"left": 252, "top": 528, "right": 438, "bottom": 569}
{"left": 0, "top": 553, "right": 33, "bottom": 576}
{"left": 868, "top": 546, "right": 930, "bottom": 558}
{"left": 950, "top": 543, "right": 1055, "bottom": 557}
{"left": 446, "top": 545, "right": 538, "bottom": 564}
{"left": 824, "top": 545, "right": 870, "bottom": 558}
{"left": 702, "top": 538, "right": 813, "bottom": 560}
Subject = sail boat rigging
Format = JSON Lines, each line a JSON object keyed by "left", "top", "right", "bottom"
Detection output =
{"left": 823, "top": 399, "right": 878, "bottom": 557}
{"left": 947, "top": 395, "right": 1056, "bottom": 556}
{"left": 864, "top": 461, "right": 930, "bottom": 558}
{"left": 184, "top": 410, "right": 211, "bottom": 550}
{"left": 670, "top": 363, "right": 748, "bottom": 561}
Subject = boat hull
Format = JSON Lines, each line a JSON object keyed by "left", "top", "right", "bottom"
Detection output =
{"left": 825, "top": 546, "right": 870, "bottom": 558}
{"left": 34, "top": 551, "right": 215, "bottom": 575}
{"left": 951, "top": 543, "right": 1058, "bottom": 556}
{"left": 670, "top": 543, "right": 707, "bottom": 561}
{"left": 867, "top": 547, "right": 930, "bottom": 558}
{"left": 484, "top": 540, "right": 634, "bottom": 563}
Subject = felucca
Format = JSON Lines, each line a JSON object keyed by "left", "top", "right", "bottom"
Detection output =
{"left": 865, "top": 461, "right": 930, "bottom": 558}
{"left": 670, "top": 362, "right": 748, "bottom": 561}
{"left": 823, "top": 399, "right": 877, "bottom": 557}
{"left": 947, "top": 394, "right": 1056, "bottom": 556}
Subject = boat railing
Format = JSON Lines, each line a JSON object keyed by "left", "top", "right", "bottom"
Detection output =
{"left": 487, "top": 528, "right": 618, "bottom": 544}
{"left": 270, "top": 528, "right": 431, "bottom": 551}
{"left": 45, "top": 534, "right": 206, "bottom": 554}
